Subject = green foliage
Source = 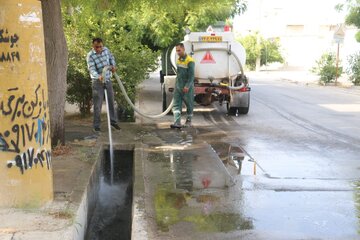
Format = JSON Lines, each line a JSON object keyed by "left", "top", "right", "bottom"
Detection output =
{"left": 237, "top": 34, "right": 261, "bottom": 70}
{"left": 63, "top": 0, "right": 247, "bottom": 50}
{"left": 63, "top": 6, "right": 159, "bottom": 117}
{"left": 337, "top": 0, "right": 360, "bottom": 42}
{"left": 237, "top": 33, "right": 284, "bottom": 70}
{"left": 140, "top": 0, "right": 246, "bottom": 48}
{"left": 312, "top": 52, "right": 343, "bottom": 84}
{"left": 347, "top": 51, "right": 360, "bottom": 85}
{"left": 64, "top": 8, "right": 93, "bottom": 116}
{"left": 260, "top": 38, "right": 284, "bottom": 66}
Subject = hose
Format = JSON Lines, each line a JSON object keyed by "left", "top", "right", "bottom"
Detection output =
{"left": 102, "top": 66, "right": 174, "bottom": 119}
{"left": 211, "top": 82, "right": 245, "bottom": 91}
{"left": 227, "top": 83, "right": 245, "bottom": 91}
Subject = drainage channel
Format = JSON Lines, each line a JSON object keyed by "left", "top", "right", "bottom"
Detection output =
{"left": 85, "top": 149, "right": 134, "bottom": 240}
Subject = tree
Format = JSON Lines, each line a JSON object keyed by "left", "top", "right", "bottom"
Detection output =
{"left": 347, "top": 51, "right": 360, "bottom": 85}
{"left": 237, "top": 33, "right": 284, "bottom": 71}
{"left": 132, "top": 0, "right": 247, "bottom": 49}
{"left": 41, "top": 0, "right": 68, "bottom": 147}
{"left": 336, "top": 0, "right": 360, "bottom": 42}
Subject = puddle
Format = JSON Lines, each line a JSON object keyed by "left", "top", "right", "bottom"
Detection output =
{"left": 353, "top": 181, "right": 360, "bottom": 233}
{"left": 146, "top": 131, "right": 256, "bottom": 234}
{"left": 210, "top": 142, "right": 255, "bottom": 176}
{"left": 86, "top": 150, "right": 133, "bottom": 240}
{"left": 148, "top": 151, "right": 196, "bottom": 191}
{"left": 184, "top": 212, "right": 253, "bottom": 232}
{"left": 154, "top": 184, "right": 253, "bottom": 233}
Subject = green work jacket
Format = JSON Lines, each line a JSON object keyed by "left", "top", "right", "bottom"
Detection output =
{"left": 176, "top": 54, "right": 195, "bottom": 90}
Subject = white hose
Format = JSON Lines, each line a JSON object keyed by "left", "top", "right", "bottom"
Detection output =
{"left": 228, "top": 83, "right": 245, "bottom": 90}
{"left": 102, "top": 66, "right": 174, "bottom": 119}
{"left": 212, "top": 82, "right": 245, "bottom": 91}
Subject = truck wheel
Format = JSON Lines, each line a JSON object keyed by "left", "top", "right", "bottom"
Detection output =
{"left": 227, "top": 102, "right": 238, "bottom": 115}
{"left": 160, "top": 70, "right": 165, "bottom": 84}
{"left": 228, "top": 107, "right": 238, "bottom": 115}
{"left": 162, "top": 84, "right": 167, "bottom": 112}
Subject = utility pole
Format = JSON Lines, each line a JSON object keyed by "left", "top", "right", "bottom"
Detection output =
{"left": 0, "top": 0, "right": 53, "bottom": 207}
{"left": 333, "top": 24, "right": 345, "bottom": 85}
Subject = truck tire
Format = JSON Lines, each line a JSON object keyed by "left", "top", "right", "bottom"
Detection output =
{"left": 226, "top": 103, "right": 237, "bottom": 116}
{"left": 162, "top": 83, "right": 167, "bottom": 112}
{"left": 228, "top": 107, "right": 238, "bottom": 115}
{"left": 160, "top": 70, "right": 165, "bottom": 84}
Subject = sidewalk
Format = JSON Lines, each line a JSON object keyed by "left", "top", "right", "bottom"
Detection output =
{"left": 0, "top": 115, "right": 146, "bottom": 240}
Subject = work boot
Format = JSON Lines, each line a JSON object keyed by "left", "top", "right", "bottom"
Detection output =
{"left": 111, "top": 123, "right": 121, "bottom": 130}
{"left": 170, "top": 122, "right": 182, "bottom": 129}
{"left": 184, "top": 119, "right": 192, "bottom": 128}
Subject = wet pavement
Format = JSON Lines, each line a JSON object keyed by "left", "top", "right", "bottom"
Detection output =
{"left": 3, "top": 71, "right": 358, "bottom": 239}
{"left": 133, "top": 72, "right": 360, "bottom": 239}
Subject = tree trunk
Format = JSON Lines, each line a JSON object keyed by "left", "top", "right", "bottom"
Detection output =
{"left": 41, "top": 0, "right": 68, "bottom": 147}
{"left": 255, "top": 56, "right": 261, "bottom": 72}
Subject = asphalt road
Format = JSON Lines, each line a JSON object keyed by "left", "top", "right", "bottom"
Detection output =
{"left": 137, "top": 72, "right": 360, "bottom": 239}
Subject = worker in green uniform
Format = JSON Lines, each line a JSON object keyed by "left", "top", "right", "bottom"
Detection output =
{"left": 171, "top": 43, "right": 195, "bottom": 129}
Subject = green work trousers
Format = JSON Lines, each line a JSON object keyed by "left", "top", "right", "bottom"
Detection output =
{"left": 172, "top": 86, "right": 194, "bottom": 124}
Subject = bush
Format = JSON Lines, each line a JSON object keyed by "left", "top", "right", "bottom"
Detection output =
{"left": 312, "top": 52, "right": 342, "bottom": 84}
{"left": 65, "top": 30, "right": 93, "bottom": 116}
{"left": 347, "top": 52, "right": 360, "bottom": 86}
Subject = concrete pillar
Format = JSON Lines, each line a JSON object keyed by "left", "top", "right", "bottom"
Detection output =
{"left": 0, "top": 0, "right": 53, "bottom": 207}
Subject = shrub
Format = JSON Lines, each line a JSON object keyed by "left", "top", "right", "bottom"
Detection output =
{"left": 312, "top": 52, "right": 342, "bottom": 84}
{"left": 347, "top": 52, "right": 360, "bottom": 86}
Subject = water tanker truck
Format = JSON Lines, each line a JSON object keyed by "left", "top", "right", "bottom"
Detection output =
{"left": 161, "top": 29, "right": 250, "bottom": 115}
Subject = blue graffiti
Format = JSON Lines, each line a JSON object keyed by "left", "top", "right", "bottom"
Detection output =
{"left": 36, "top": 118, "right": 45, "bottom": 146}
{"left": 0, "top": 136, "right": 6, "bottom": 151}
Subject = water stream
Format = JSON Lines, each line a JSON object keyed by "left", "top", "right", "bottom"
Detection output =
{"left": 86, "top": 150, "right": 133, "bottom": 240}
{"left": 104, "top": 87, "right": 114, "bottom": 185}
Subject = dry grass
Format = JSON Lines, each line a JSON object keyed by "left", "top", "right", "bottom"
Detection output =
{"left": 52, "top": 144, "right": 72, "bottom": 156}
{"left": 48, "top": 211, "right": 74, "bottom": 219}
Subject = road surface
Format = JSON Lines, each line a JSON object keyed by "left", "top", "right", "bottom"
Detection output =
{"left": 135, "top": 72, "right": 360, "bottom": 240}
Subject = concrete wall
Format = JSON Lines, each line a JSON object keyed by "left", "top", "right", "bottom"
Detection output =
{"left": 0, "top": 0, "right": 53, "bottom": 207}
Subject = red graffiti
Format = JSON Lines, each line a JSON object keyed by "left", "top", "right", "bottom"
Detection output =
{"left": 201, "top": 177, "right": 211, "bottom": 188}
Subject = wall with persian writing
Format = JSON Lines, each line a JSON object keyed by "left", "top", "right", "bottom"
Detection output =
{"left": 0, "top": 1, "right": 53, "bottom": 207}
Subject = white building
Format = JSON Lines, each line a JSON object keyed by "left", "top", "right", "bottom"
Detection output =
{"left": 233, "top": 0, "right": 360, "bottom": 70}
